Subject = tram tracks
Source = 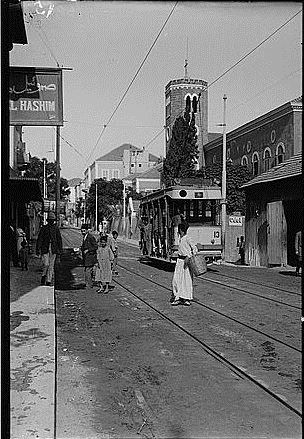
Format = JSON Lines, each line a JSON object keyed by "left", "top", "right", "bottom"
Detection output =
{"left": 196, "top": 275, "right": 301, "bottom": 309}
{"left": 117, "top": 263, "right": 301, "bottom": 353}
{"left": 113, "top": 267, "right": 301, "bottom": 418}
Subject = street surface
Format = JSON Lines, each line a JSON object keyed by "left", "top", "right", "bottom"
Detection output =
{"left": 55, "top": 227, "right": 302, "bottom": 439}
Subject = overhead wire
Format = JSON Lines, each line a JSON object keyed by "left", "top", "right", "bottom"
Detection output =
{"left": 142, "top": 8, "right": 302, "bottom": 152}
{"left": 85, "top": 1, "right": 179, "bottom": 167}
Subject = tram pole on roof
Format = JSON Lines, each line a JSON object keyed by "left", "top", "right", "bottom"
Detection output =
{"left": 221, "top": 95, "right": 227, "bottom": 262}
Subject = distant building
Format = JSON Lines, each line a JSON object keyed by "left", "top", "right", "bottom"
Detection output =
{"left": 123, "top": 162, "right": 162, "bottom": 194}
{"left": 204, "top": 96, "right": 302, "bottom": 177}
{"left": 84, "top": 143, "right": 159, "bottom": 188}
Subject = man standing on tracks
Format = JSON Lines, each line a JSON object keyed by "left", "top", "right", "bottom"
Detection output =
{"left": 81, "top": 224, "right": 98, "bottom": 288}
{"left": 36, "top": 211, "right": 62, "bottom": 286}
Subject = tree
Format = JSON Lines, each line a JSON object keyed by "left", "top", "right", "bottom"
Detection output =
{"left": 23, "top": 156, "right": 70, "bottom": 200}
{"left": 196, "top": 162, "right": 252, "bottom": 214}
{"left": 86, "top": 178, "right": 124, "bottom": 225}
{"left": 162, "top": 111, "right": 199, "bottom": 187}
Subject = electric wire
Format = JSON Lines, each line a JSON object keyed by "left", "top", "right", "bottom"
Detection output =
{"left": 54, "top": 128, "right": 86, "bottom": 161}
{"left": 142, "top": 8, "right": 302, "bottom": 151}
{"left": 85, "top": 1, "right": 179, "bottom": 166}
{"left": 30, "top": 23, "right": 61, "bottom": 67}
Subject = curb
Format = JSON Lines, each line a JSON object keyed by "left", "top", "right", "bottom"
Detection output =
{"left": 10, "top": 285, "right": 55, "bottom": 439}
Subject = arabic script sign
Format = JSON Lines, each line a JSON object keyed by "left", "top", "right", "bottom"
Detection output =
{"left": 9, "top": 67, "right": 63, "bottom": 126}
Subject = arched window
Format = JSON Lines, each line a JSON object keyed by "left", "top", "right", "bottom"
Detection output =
{"left": 192, "top": 96, "right": 198, "bottom": 113}
{"left": 241, "top": 155, "right": 248, "bottom": 166}
{"left": 276, "top": 142, "right": 285, "bottom": 165}
{"left": 263, "top": 147, "right": 271, "bottom": 172}
{"left": 185, "top": 95, "right": 191, "bottom": 113}
{"left": 252, "top": 152, "right": 259, "bottom": 176}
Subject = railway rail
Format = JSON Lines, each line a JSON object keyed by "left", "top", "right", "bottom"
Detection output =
{"left": 117, "top": 263, "right": 301, "bottom": 352}
{"left": 112, "top": 267, "right": 302, "bottom": 418}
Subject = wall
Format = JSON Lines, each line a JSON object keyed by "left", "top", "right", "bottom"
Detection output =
{"left": 205, "top": 110, "right": 299, "bottom": 176}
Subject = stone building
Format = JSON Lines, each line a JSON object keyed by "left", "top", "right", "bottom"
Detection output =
{"left": 204, "top": 96, "right": 302, "bottom": 177}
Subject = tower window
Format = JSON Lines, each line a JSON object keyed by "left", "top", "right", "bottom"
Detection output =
{"left": 241, "top": 155, "right": 248, "bottom": 166}
{"left": 192, "top": 96, "right": 198, "bottom": 113}
{"left": 185, "top": 95, "right": 191, "bottom": 113}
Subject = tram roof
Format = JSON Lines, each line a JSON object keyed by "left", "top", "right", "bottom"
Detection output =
{"left": 140, "top": 184, "right": 222, "bottom": 202}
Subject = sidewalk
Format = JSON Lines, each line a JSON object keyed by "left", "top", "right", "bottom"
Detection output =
{"left": 10, "top": 254, "right": 55, "bottom": 439}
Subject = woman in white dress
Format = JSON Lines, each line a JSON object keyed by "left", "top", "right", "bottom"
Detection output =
{"left": 171, "top": 223, "right": 198, "bottom": 306}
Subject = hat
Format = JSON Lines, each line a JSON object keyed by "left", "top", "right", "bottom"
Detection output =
{"left": 47, "top": 211, "right": 56, "bottom": 220}
{"left": 81, "top": 223, "right": 89, "bottom": 230}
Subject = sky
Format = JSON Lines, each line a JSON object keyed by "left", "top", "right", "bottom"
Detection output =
{"left": 10, "top": 1, "right": 302, "bottom": 181}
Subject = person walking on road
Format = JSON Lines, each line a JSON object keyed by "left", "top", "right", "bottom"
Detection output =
{"left": 19, "top": 239, "right": 29, "bottom": 271}
{"left": 171, "top": 222, "right": 198, "bottom": 306}
{"left": 36, "top": 211, "right": 62, "bottom": 286}
{"left": 108, "top": 230, "right": 119, "bottom": 276}
{"left": 81, "top": 224, "right": 98, "bottom": 288}
{"left": 295, "top": 230, "right": 302, "bottom": 276}
{"left": 95, "top": 234, "right": 114, "bottom": 294}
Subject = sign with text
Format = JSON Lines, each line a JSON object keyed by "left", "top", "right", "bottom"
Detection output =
{"left": 228, "top": 215, "right": 243, "bottom": 226}
{"left": 9, "top": 67, "right": 63, "bottom": 126}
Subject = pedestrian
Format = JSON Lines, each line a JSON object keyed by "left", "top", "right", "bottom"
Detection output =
{"left": 295, "top": 230, "right": 302, "bottom": 276}
{"left": 109, "top": 230, "right": 119, "bottom": 275}
{"left": 171, "top": 222, "right": 198, "bottom": 306}
{"left": 19, "top": 238, "right": 29, "bottom": 271}
{"left": 81, "top": 223, "right": 98, "bottom": 288}
{"left": 36, "top": 211, "right": 62, "bottom": 286}
{"left": 95, "top": 234, "right": 114, "bottom": 294}
{"left": 98, "top": 222, "right": 103, "bottom": 233}
{"left": 239, "top": 235, "right": 245, "bottom": 265}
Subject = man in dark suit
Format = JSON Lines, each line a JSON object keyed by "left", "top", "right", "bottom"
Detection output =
{"left": 36, "top": 211, "right": 62, "bottom": 286}
{"left": 81, "top": 224, "right": 98, "bottom": 288}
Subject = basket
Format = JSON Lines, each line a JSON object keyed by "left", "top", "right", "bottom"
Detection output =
{"left": 188, "top": 253, "right": 207, "bottom": 276}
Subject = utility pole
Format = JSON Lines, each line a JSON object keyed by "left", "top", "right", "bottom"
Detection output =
{"left": 221, "top": 95, "right": 227, "bottom": 262}
{"left": 43, "top": 158, "right": 47, "bottom": 224}
{"left": 123, "top": 180, "right": 126, "bottom": 240}
{"left": 55, "top": 126, "right": 61, "bottom": 225}
{"left": 95, "top": 182, "right": 98, "bottom": 231}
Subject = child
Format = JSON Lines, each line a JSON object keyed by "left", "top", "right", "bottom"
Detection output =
{"left": 19, "top": 239, "right": 29, "bottom": 271}
{"left": 109, "top": 230, "right": 119, "bottom": 275}
{"left": 95, "top": 234, "right": 114, "bottom": 294}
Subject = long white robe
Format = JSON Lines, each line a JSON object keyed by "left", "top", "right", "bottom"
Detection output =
{"left": 172, "top": 234, "right": 198, "bottom": 300}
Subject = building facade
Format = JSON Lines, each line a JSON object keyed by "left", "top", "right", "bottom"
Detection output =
{"left": 241, "top": 153, "right": 302, "bottom": 267}
{"left": 204, "top": 97, "right": 302, "bottom": 177}
{"left": 84, "top": 143, "right": 159, "bottom": 188}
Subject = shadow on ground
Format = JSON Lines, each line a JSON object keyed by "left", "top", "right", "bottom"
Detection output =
{"left": 55, "top": 248, "right": 86, "bottom": 290}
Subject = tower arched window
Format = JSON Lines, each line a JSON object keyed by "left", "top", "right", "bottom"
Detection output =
{"left": 276, "top": 142, "right": 285, "bottom": 165}
{"left": 192, "top": 96, "right": 198, "bottom": 113}
{"left": 252, "top": 152, "right": 259, "bottom": 176}
{"left": 185, "top": 95, "right": 191, "bottom": 113}
{"left": 263, "top": 147, "right": 271, "bottom": 172}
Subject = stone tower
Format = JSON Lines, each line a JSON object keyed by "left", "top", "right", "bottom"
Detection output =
{"left": 164, "top": 76, "right": 208, "bottom": 168}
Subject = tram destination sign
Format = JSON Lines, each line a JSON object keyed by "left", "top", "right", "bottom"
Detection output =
{"left": 9, "top": 67, "right": 63, "bottom": 126}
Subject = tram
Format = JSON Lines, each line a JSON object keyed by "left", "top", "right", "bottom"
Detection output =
{"left": 138, "top": 178, "right": 223, "bottom": 263}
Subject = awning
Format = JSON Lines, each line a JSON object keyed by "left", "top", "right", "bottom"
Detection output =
{"left": 9, "top": 177, "right": 43, "bottom": 203}
{"left": 9, "top": 0, "right": 28, "bottom": 45}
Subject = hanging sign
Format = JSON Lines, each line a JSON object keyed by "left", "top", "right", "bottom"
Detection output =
{"left": 9, "top": 67, "right": 63, "bottom": 126}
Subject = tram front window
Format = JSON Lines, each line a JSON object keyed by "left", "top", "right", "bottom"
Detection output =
{"left": 185, "top": 200, "right": 219, "bottom": 225}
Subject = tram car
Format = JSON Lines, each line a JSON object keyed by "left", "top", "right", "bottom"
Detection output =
{"left": 138, "top": 178, "right": 223, "bottom": 263}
